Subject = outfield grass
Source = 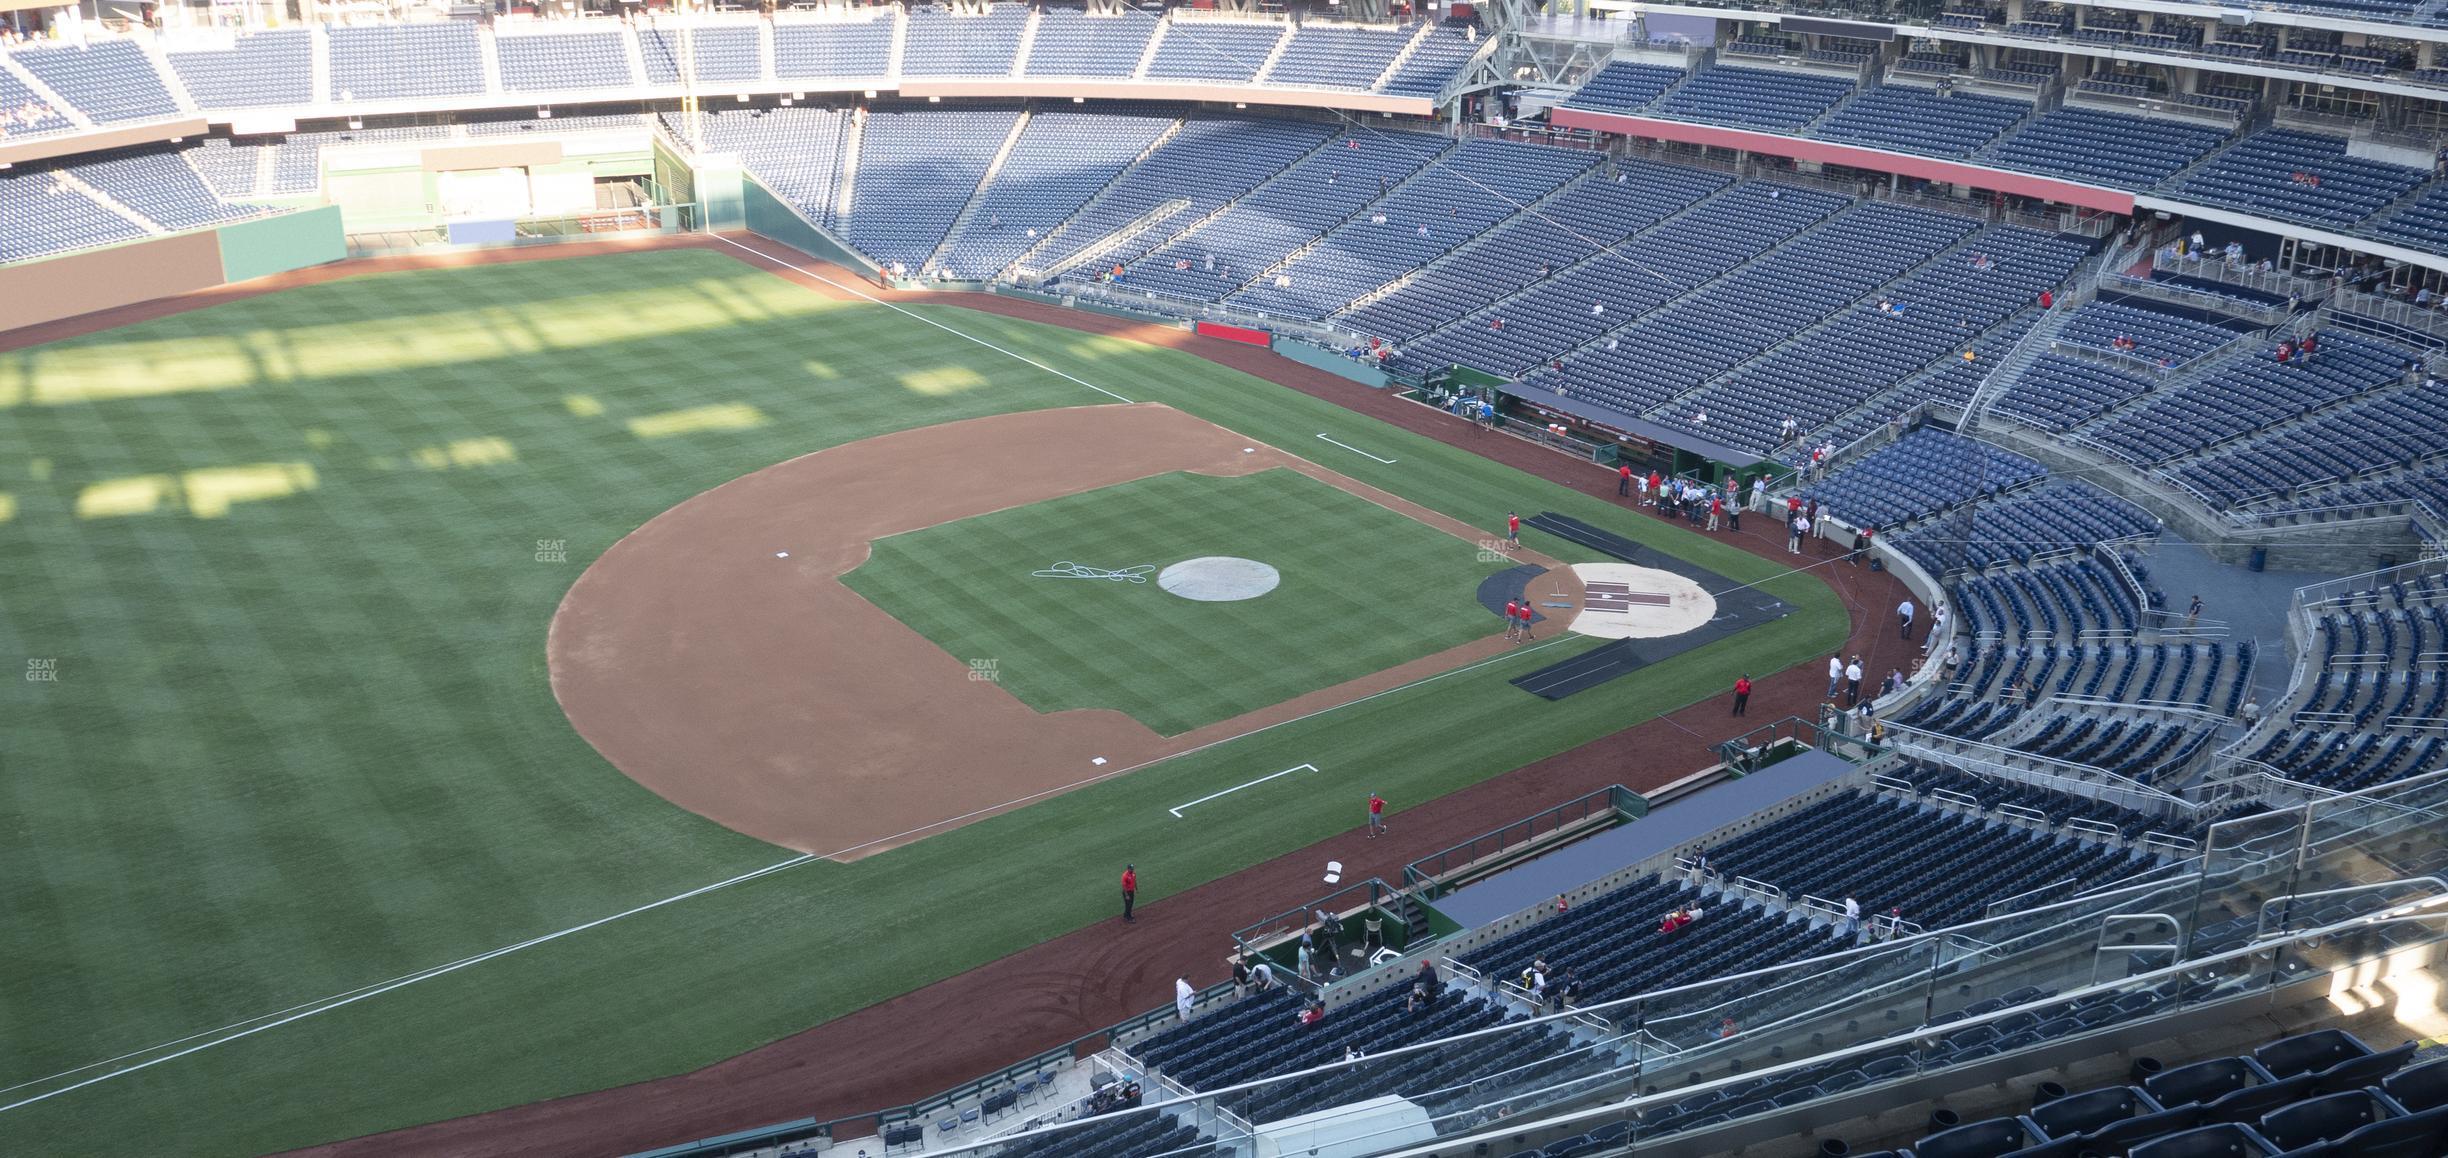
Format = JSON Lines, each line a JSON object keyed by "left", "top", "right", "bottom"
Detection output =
{"left": 0, "top": 249, "right": 1845, "bottom": 1155}
{"left": 847, "top": 469, "right": 1508, "bottom": 734}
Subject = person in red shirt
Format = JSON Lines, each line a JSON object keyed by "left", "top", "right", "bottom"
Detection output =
{"left": 1367, "top": 792, "right": 1387, "bottom": 838}
{"left": 1515, "top": 602, "right": 1535, "bottom": 641}
{"left": 1618, "top": 463, "right": 1633, "bottom": 497}
{"left": 1647, "top": 471, "right": 1662, "bottom": 504}
{"left": 1502, "top": 599, "right": 1521, "bottom": 641}
{"left": 1708, "top": 495, "right": 1724, "bottom": 532}
{"left": 1506, "top": 511, "right": 1521, "bottom": 548}
{"left": 1732, "top": 675, "right": 1752, "bottom": 717}
{"left": 1121, "top": 865, "right": 1137, "bottom": 923}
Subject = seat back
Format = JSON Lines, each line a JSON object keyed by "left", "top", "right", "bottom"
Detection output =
{"left": 2254, "top": 1029, "right": 2372, "bottom": 1079}
{"left": 1917, "top": 1114, "right": 2039, "bottom": 1158}
{"left": 2326, "top": 1105, "right": 2448, "bottom": 1158}
{"left": 2312, "top": 1040, "right": 2417, "bottom": 1094}
{"left": 2128, "top": 1122, "right": 2276, "bottom": 1158}
{"left": 2033, "top": 1084, "right": 2157, "bottom": 1136}
{"left": 2257, "top": 1090, "right": 2387, "bottom": 1150}
{"left": 2382, "top": 1055, "right": 2448, "bottom": 1113}
{"left": 2149, "top": 1056, "right": 2262, "bottom": 1107}
{"left": 2085, "top": 1104, "right": 2208, "bottom": 1153}
{"left": 2205, "top": 1072, "right": 2318, "bottom": 1125}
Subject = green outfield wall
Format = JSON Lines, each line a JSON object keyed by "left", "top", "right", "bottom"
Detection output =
{"left": 218, "top": 205, "right": 348, "bottom": 284}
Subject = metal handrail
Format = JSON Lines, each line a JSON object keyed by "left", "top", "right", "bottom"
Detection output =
{"left": 1362, "top": 898, "right": 2448, "bottom": 1158}
{"left": 2255, "top": 876, "right": 2448, "bottom": 942}
{"left": 1980, "top": 876, "right": 2078, "bottom": 918}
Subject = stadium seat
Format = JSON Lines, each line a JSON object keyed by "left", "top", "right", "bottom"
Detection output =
{"left": 2128, "top": 1122, "right": 2278, "bottom": 1157}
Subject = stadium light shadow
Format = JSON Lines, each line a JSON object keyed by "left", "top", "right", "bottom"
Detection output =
{"left": 0, "top": 268, "right": 833, "bottom": 409}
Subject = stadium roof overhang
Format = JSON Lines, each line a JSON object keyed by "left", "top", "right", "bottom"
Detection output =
{"left": 0, "top": 116, "right": 209, "bottom": 168}
{"left": 897, "top": 78, "right": 1435, "bottom": 116}
{"left": 2132, "top": 195, "right": 2448, "bottom": 276}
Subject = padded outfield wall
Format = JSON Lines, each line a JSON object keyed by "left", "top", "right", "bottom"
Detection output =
{"left": 0, "top": 206, "right": 346, "bottom": 333}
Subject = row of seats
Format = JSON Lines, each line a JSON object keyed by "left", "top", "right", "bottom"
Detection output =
{"left": 1880, "top": 1029, "right": 2443, "bottom": 1158}
{"left": 1112, "top": 130, "right": 1451, "bottom": 300}
{"left": 1801, "top": 428, "right": 2049, "bottom": 532}
{"left": 1912, "top": 640, "right": 2252, "bottom": 732}
{"left": 1334, "top": 158, "right": 1731, "bottom": 343}
{"left": 1550, "top": 63, "right": 2448, "bottom": 257}
{"left": 931, "top": 110, "right": 1177, "bottom": 280}
{"left": 1037, "top": 116, "right": 1333, "bottom": 275}
{"left": 1703, "top": 789, "right": 2153, "bottom": 929}
{"left": 1509, "top": 201, "right": 1975, "bottom": 413}
{"left": 2167, "top": 375, "right": 2448, "bottom": 510}
{"left": 1887, "top": 480, "right": 2158, "bottom": 574}
{"left": 1646, "top": 227, "right": 2090, "bottom": 455}
{"left": 1389, "top": 181, "right": 1848, "bottom": 378}
{"left": 11, "top": 12, "right": 1472, "bottom": 128}
{"left": 1957, "top": 557, "right": 2146, "bottom": 640}
{"left": 2078, "top": 331, "right": 2414, "bottom": 468}
{"left": 843, "top": 106, "right": 1024, "bottom": 270}
{"left": 1225, "top": 138, "right": 1597, "bottom": 319}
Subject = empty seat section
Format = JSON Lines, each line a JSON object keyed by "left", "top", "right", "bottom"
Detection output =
{"left": 843, "top": 106, "right": 1021, "bottom": 267}
{"left": 10, "top": 40, "right": 180, "bottom": 122}
{"left": 933, "top": 111, "right": 1176, "bottom": 278}
{"left": 1263, "top": 23, "right": 1415, "bottom": 90}
{"left": 1227, "top": 138, "right": 1598, "bottom": 319}
{"left": 901, "top": 3, "right": 1028, "bottom": 77}
{"left": 495, "top": 28, "right": 635, "bottom": 93}
{"left": 163, "top": 29, "right": 312, "bottom": 108}
{"left": 1023, "top": 9, "right": 1161, "bottom": 78}
{"left": 1143, "top": 19, "right": 1285, "bottom": 82}
{"left": 328, "top": 23, "right": 485, "bottom": 101}
{"left": 772, "top": 14, "right": 895, "bottom": 82}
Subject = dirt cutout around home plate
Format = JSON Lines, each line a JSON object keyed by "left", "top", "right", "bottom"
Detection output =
{"left": 547, "top": 403, "right": 1582, "bottom": 860}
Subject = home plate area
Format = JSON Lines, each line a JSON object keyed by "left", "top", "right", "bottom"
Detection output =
{"left": 1509, "top": 513, "right": 1792, "bottom": 700}
{"left": 1570, "top": 563, "right": 1715, "bottom": 639}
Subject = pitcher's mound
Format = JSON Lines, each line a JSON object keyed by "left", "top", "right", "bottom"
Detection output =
{"left": 1568, "top": 562, "right": 1716, "bottom": 639}
{"left": 1159, "top": 556, "right": 1280, "bottom": 602}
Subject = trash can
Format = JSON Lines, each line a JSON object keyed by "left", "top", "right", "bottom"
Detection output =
{"left": 2249, "top": 546, "right": 2268, "bottom": 572}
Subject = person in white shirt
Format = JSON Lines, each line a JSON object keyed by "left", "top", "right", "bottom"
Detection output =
{"left": 1840, "top": 896, "right": 1861, "bottom": 938}
{"left": 1827, "top": 654, "right": 1844, "bottom": 698}
{"left": 1897, "top": 598, "right": 1916, "bottom": 639}
{"left": 1924, "top": 604, "right": 1947, "bottom": 652}
{"left": 1844, "top": 658, "right": 1864, "bottom": 706}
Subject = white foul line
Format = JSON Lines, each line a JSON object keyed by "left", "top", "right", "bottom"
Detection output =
{"left": 1170, "top": 764, "right": 1320, "bottom": 818}
{"left": 709, "top": 234, "right": 1135, "bottom": 404}
{"left": 1316, "top": 434, "right": 1396, "bottom": 464}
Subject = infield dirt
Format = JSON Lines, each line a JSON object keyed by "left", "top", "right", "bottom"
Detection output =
{"left": 548, "top": 401, "right": 1583, "bottom": 858}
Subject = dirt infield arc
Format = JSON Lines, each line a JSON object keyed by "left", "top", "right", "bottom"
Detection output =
{"left": 547, "top": 401, "right": 1584, "bottom": 858}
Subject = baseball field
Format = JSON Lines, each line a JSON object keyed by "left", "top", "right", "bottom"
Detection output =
{"left": 0, "top": 242, "right": 1845, "bottom": 1155}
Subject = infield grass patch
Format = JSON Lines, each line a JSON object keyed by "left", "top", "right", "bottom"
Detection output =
{"left": 847, "top": 469, "right": 1506, "bottom": 734}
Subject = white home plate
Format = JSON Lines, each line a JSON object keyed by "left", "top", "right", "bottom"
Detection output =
{"left": 1159, "top": 556, "right": 1281, "bottom": 602}
{"left": 1568, "top": 562, "right": 1715, "bottom": 639}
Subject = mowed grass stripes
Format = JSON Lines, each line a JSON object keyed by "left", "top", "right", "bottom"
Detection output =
{"left": 847, "top": 469, "right": 1507, "bottom": 735}
{"left": 0, "top": 249, "right": 1844, "bottom": 1156}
